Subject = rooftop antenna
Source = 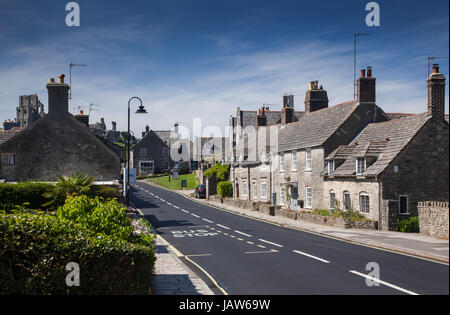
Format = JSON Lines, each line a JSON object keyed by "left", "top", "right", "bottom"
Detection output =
{"left": 88, "top": 102, "right": 100, "bottom": 116}
{"left": 69, "top": 62, "right": 87, "bottom": 102}
{"left": 427, "top": 56, "right": 448, "bottom": 77}
{"left": 353, "top": 32, "right": 371, "bottom": 99}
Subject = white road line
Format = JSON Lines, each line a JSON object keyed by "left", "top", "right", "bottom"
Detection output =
{"left": 246, "top": 241, "right": 255, "bottom": 245}
{"left": 160, "top": 199, "right": 166, "bottom": 202}
{"left": 235, "top": 230, "right": 252, "bottom": 237}
{"left": 257, "top": 245, "right": 266, "bottom": 249}
{"left": 174, "top": 206, "right": 180, "bottom": 209}
{"left": 191, "top": 214, "right": 200, "bottom": 218}
{"left": 293, "top": 250, "right": 330, "bottom": 263}
{"left": 167, "top": 202, "right": 172, "bottom": 206}
{"left": 259, "top": 239, "right": 283, "bottom": 248}
{"left": 181, "top": 209, "right": 189, "bottom": 213}
{"left": 217, "top": 224, "right": 230, "bottom": 230}
{"left": 349, "top": 270, "right": 419, "bottom": 295}
{"left": 202, "top": 218, "right": 214, "bottom": 223}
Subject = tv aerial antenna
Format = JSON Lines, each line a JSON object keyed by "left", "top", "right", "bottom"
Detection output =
{"left": 88, "top": 102, "right": 100, "bottom": 116}
{"left": 353, "top": 32, "right": 370, "bottom": 99}
{"left": 69, "top": 62, "right": 87, "bottom": 102}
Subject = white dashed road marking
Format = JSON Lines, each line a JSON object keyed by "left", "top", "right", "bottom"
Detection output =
{"left": 191, "top": 214, "right": 200, "bottom": 218}
{"left": 293, "top": 250, "right": 330, "bottom": 263}
{"left": 235, "top": 230, "right": 252, "bottom": 237}
{"left": 259, "top": 239, "right": 283, "bottom": 248}
{"left": 349, "top": 270, "right": 419, "bottom": 295}
{"left": 202, "top": 218, "right": 214, "bottom": 223}
{"left": 217, "top": 224, "right": 230, "bottom": 230}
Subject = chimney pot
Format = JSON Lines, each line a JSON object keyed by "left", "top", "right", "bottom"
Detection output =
{"left": 49, "top": 78, "right": 55, "bottom": 83}
{"left": 367, "top": 67, "right": 372, "bottom": 77}
{"left": 432, "top": 64, "right": 440, "bottom": 74}
{"left": 360, "top": 69, "right": 366, "bottom": 78}
{"left": 57, "top": 74, "right": 65, "bottom": 84}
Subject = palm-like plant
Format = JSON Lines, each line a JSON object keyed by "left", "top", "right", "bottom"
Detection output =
{"left": 42, "top": 173, "right": 94, "bottom": 208}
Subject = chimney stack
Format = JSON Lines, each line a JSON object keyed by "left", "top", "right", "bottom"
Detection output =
{"left": 357, "top": 67, "right": 376, "bottom": 103}
{"left": 427, "top": 64, "right": 446, "bottom": 122}
{"left": 74, "top": 110, "right": 89, "bottom": 128}
{"left": 46, "top": 74, "right": 70, "bottom": 118}
{"left": 112, "top": 121, "right": 117, "bottom": 131}
{"left": 304, "top": 80, "right": 329, "bottom": 113}
{"left": 257, "top": 106, "right": 267, "bottom": 127}
{"left": 145, "top": 124, "right": 150, "bottom": 134}
{"left": 283, "top": 94, "right": 294, "bottom": 108}
{"left": 281, "top": 104, "right": 294, "bottom": 125}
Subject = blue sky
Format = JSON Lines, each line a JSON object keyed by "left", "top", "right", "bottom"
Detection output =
{"left": 0, "top": 0, "right": 448, "bottom": 136}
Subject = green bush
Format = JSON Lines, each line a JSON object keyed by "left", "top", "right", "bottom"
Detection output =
{"left": 396, "top": 216, "right": 420, "bottom": 233}
{"left": 42, "top": 173, "right": 94, "bottom": 208}
{"left": 56, "top": 195, "right": 153, "bottom": 246}
{"left": 204, "top": 163, "right": 230, "bottom": 182}
{"left": 88, "top": 185, "right": 121, "bottom": 200}
{"left": 0, "top": 213, "right": 155, "bottom": 294}
{"left": 0, "top": 182, "right": 53, "bottom": 212}
{"left": 217, "top": 181, "right": 233, "bottom": 198}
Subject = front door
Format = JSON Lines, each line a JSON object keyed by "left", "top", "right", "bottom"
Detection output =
{"left": 292, "top": 186, "right": 299, "bottom": 210}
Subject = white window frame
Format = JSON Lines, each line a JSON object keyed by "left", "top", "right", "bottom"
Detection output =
{"left": 139, "top": 160, "right": 154, "bottom": 174}
{"left": 399, "top": 195, "right": 409, "bottom": 214}
{"left": 280, "top": 186, "right": 286, "bottom": 205}
{"left": 261, "top": 181, "right": 267, "bottom": 199}
{"left": 292, "top": 150, "right": 297, "bottom": 171}
{"left": 253, "top": 181, "right": 258, "bottom": 200}
{"left": 359, "top": 193, "right": 370, "bottom": 214}
{"left": 162, "top": 148, "right": 169, "bottom": 157}
{"left": 279, "top": 153, "right": 285, "bottom": 172}
{"left": 356, "top": 158, "right": 366, "bottom": 175}
{"left": 305, "top": 187, "right": 312, "bottom": 209}
{"left": 327, "top": 160, "right": 335, "bottom": 175}
{"left": 242, "top": 180, "right": 248, "bottom": 196}
{"left": 305, "top": 148, "right": 312, "bottom": 171}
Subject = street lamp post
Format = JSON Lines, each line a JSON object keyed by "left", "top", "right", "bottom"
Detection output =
{"left": 126, "top": 96, "right": 148, "bottom": 207}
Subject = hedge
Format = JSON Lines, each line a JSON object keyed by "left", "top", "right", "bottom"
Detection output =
{"left": 396, "top": 216, "right": 420, "bottom": 233}
{"left": 88, "top": 185, "right": 121, "bottom": 200}
{"left": 217, "top": 181, "right": 233, "bottom": 198}
{"left": 0, "top": 213, "right": 156, "bottom": 295}
{"left": 0, "top": 182, "right": 53, "bottom": 212}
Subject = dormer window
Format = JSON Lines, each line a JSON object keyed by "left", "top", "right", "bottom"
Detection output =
{"left": 356, "top": 158, "right": 366, "bottom": 175}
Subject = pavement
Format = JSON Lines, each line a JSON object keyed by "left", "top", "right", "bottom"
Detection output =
{"left": 131, "top": 180, "right": 449, "bottom": 295}
{"left": 176, "top": 189, "right": 449, "bottom": 263}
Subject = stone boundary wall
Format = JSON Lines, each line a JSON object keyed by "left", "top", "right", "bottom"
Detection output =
{"left": 418, "top": 201, "right": 449, "bottom": 239}
{"left": 208, "top": 195, "right": 377, "bottom": 229}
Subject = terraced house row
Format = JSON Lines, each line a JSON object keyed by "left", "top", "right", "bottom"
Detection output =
{"left": 228, "top": 65, "right": 449, "bottom": 230}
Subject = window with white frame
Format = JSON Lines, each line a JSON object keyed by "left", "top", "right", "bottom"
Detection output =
{"left": 356, "top": 158, "right": 366, "bottom": 175}
{"left": 280, "top": 186, "right": 286, "bottom": 205}
{"left": 329, "top": 191, "right": 336, "bottom": 209}
{"left": 359, "top": 193, "right": 370, "bottom": 213}
{"left": 140, "top": 161, "right": 154, "bottom": 174}
{"left": 305, "top": 187, "right": 312, "bottom": 209}
{"left": 343, "top": 191, "right": 351, "bottom": 210}
{"left": 399, "top": 196, "right": 409, "bottom": 214}
{"left": 292, "top": 150, "right": 297, "bottom": 171}
{"left": 242, "top": 180, "right": 248, "bottom": 196}
{"left": 280, "top": 153, "right": 285, "bottom": 171}
{"left": 140, "top": 148, "right": 147, "bottom": 157}
{"left": 327, "top": 160, "right": 335, "bottom": 175}
{"left": 305, "top": 148, "right": 312, "bottom": 171}
{"left": 261, "top": 182, "right": 267, "bottom": 198}
{"left": 253, "top": 181, "right": 258, "bottom": 200}
{"left": 162, "top": 148, "right": 169, "bottom": 157}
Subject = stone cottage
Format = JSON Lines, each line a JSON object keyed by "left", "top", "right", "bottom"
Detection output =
{"left": 231, "top": 68, "right": 391, "bottom": 210}
{"left": 0, "top": 75, "right": 121, "bottom": 181}
{"left": 323, "top": 64, "right": 449, "bottom": 228}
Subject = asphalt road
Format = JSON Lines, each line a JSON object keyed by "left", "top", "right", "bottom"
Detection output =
{"left": 131, "top": 181, "right": 449, "bottom": 295}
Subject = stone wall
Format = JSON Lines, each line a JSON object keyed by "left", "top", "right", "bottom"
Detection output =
{"left": 418, "top": 201, "right": 449, "bottom": 239}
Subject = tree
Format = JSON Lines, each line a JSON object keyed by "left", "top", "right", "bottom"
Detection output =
{"left": 42, "top": 173, "right": 94, "bottom": 208}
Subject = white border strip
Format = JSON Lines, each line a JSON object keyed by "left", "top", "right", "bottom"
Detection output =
{"left": 349, "top": 270, "right": 419, "bottom": 295}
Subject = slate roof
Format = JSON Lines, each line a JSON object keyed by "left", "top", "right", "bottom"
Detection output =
{"left": 329, "top": 113, "right": 430, "bottom": 177}
{"left": 153, "top": 131, "right": 172, "bottom": 145}
{"left": 0, "top": 129, "right": 23, "bottom": 145}
{"left": 278, "top": 100, "right": 360, "bottom": 152}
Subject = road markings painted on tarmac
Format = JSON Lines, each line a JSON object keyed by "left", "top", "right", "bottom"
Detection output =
{"left": 174, "top": 205, "right": 180, "bottom": 209}
{"left": 257, "top": 245, "right": 266, "bottom": 249}
{"left": 349, "top": 270, "right": 419, "bottom": 295}
{"left": 181, "top": 209, "right": 189, "bottom": 213}
{"left": 245, "top": 249, "right": 279, "bottom": 254}
{"left": 246, "top": 241, "right": 255, "bottom": 245}
{"left": 217, "top": 224, "right": 230, "bottom": 230}
{"left": 237, "top": 238, "right": 244, "bottom": 241}
{"left": 259, "top": 239, "right": 283, "bottom": 248}
{"left": 293, "top": 250, "right": 330, "bottom": 263}
{"left": 191, "top": 214, "right": 200, "bottom": 218}
{"left": 235, "top": 230, "right": 252, "bottom": 237}
{"left": 202, "top": 218, "right": 214, "bottom": 223}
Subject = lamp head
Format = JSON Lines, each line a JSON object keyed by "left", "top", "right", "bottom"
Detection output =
{"left": 136, "top": 104, "right": 148, "bottom": 114}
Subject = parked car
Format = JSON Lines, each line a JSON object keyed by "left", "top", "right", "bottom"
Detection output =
{"left": 172, "top": 162, "right": 190, "bottom": 175}
{"left": 195, "top": 184, "right": 206, "bottom": 199}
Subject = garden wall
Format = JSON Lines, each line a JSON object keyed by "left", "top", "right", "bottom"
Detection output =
{"left": 418, "top": 201, "right": 449, "bottom": 239}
